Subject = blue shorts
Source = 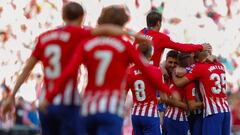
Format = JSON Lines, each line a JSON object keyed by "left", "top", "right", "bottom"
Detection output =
{"left": 38, "top": 105, "right": 80, "bottom": 135}
{"left": 132, "top": 115, "right": 161, "bottom": 135}
{"left": 188, "top": 113, "right": 203, "bottom": 135}
{"left": 202, "top": 112, "right": 230, "bottom": 135}
{"left": 158, "top": 103, "right": 166, "bottom": 112}
{"left": 163, "top": 117, "right": 189, "bottom": 135}
{"left": 80, "top": 112, "right": 123, "bottom": 135}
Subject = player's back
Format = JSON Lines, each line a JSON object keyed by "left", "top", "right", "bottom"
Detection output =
{"left": 82, "top": 36, "right": 130, "bottom": 91}
{"left": 187, "top": 62, "right": 229, "bottom": 116}
{"left": 32, "top": 25, "right": 91, "bottom": 105}
{"left": 127, "top": 65, "right": 159, "bottom": 117}
{"left": 137, "top": 28, "right": 166, "bottom": 66}
{"left": 80, "top": 36, "right": 133, "bottom": 116}
{"left": 194, "top": 62, "right": 227, "bottom": 99}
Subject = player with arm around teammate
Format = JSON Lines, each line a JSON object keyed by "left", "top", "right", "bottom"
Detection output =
{"left": 41, "top": 5, "right": 179, "bottom": 135}
{"left": 176, "top": 52, "right": 204, "bottom": 135}
{"left": 134, "top": 11, "right": 212, "bottom": 67}
{"left": 173, "top": 51, "right": 230, "bottom": 135}
{"left": 1, "top": 2, "right": 147, "bottom": 135}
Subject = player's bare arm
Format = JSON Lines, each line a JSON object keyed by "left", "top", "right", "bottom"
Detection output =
{"left": 172, "top": 69, "right": 190, "bottom": 87}
{"left": 92, "top": 24, "right": 150, "bottom": 44}
{"left": 2, "top": 56, "right": 38, "bottom": 115}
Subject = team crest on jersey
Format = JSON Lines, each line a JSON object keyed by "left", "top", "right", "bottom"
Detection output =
{"left": 187, "top": 64, "right": 195, "bottom": 73}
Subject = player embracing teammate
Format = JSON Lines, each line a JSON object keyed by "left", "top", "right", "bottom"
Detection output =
{"left": 173, "top": 50, "right": 230, "bottom": 135}
{"left": 0, "top": 1, "right": 230, "bottom": 135}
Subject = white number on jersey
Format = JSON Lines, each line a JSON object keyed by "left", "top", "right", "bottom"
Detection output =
{"left": 44, "top": 45, "right": 61, "bottom": 79}
{"left": 210, "top": 73, "right": 226, "bottom": 94}
{"left": 94, "top": 50, "right": 113, "bottom": 86}
{"left": 134, "top": 80, "right": 146, "bottom": 101}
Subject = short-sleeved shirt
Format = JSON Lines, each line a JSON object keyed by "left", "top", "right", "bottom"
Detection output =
{"left": 185, "top": 62, "right": 229, "bottom": 117}
{"left": 32, "top": 25, "right": 92, "bottom": 106}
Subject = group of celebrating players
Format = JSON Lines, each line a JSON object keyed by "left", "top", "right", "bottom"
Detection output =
{"left": 0, "top": 1, "right": 230, "bottom": 135}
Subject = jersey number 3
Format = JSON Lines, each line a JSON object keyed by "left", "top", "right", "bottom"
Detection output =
{"left": 44, "top": 45, "right": 61, "bottom": 79}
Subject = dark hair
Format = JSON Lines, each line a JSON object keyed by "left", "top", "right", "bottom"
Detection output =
{"left": 166, "top": 50, "right": 178, "bottom": 60}
{"left": 137, "top": 43, "right": 153, "bottom": 59}
{"left": 177, "top": 52, "right": 191, "bottom": 67}
{"left": 97, "top": 5, "right": 129, "bottom": 26}
{"left": 62, "top": 2, "right": 84, "bottom": 21}
{"left": 146, "top": 11, "right": 162, "bottom": 28}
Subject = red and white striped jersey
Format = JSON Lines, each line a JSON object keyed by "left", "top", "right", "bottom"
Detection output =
{"left": 131, "top": 101, "right": 158, "bottom": 117}
{"left": 46, "top": 36, "right": 173, "bottom": 117}
{"left": 165, "top": 84, "right": 188, "bottom": 121}
{"left": 32, "top": 25, "right": 92, "bottom": 106}
{"left": 165, "top": 106, "right": 188, "bottom": 121}
{"left": 81, "top": 90, "right": 125, "bottom": 117}
{"left": 185, "top": 62, "right": 230, "bottom": 117}
{"left": 127, "top": 65, "right": 164, "bottom": 117}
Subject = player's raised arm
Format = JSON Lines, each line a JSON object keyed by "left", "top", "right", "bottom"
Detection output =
{"left": 159, "top": 34, "right": 212, "bottom": 52}
{"left": 92, "top": 25, "right": 150, "bottom": 45}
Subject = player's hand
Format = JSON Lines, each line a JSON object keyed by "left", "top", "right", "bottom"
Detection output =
{"left": 159, "top": 92, "right": 168, "bottom": 103}
{"left": 202, "top": 43, "right": 212, "bottom": 52}
{"left": 2, "top": 95, "right": 15, "bottom": 116}
{"left": 39, "top": 99, "right": 49, "bottom": 113}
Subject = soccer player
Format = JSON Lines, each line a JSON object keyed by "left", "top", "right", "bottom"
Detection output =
{"left": 177, "top": 52, "right": 203, "bottom": 135}
{"left": 159, "top": 50, "right": 189, "bottom": 135}
{"left": 126, "top": 43, "right": 165, "bottom": 135}
{"left": 1, "top": 2, "right": 147, "bottom": 135}
{"left": 173, "top": 51, "right": 230, "bottom": 135}
{"left": 163, "top": 84, "right": 189, "bottom": 135}
{"left": 135, "top": 11, "right": 212, "bottom": 67}
{"left": 163, "top": 52, "right": 189, "bottom": 135}
{"left": 158, "top": 50, "right": 179, "bottom": 134}
{"left": 161, "top": 50, "right": 179, "bottom": 84}
{"left": 42, "top": 5, "right": 178, "bottom": 135}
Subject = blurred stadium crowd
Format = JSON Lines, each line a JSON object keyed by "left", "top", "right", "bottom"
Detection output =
{"left": 0, "top": 0, "right": 240, "bottom": 135}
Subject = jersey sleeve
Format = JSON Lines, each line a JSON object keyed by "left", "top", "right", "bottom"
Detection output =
{"left": 126, "top": 43, "right": 173, "bottom": 94}
{"left": 31, "top": 36, "right": 42, "bottom": 59}
{"left": 184, "top": 82, "right": 196, "bottom": 100}
{"left": 158, "top": 34, "right": 203, "bottom": 52}
{"left": 45, "top": 42, "right": 85, "bottom": 102}
{"left": 185, "top": 65, "right": 201, "bottom": 81}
